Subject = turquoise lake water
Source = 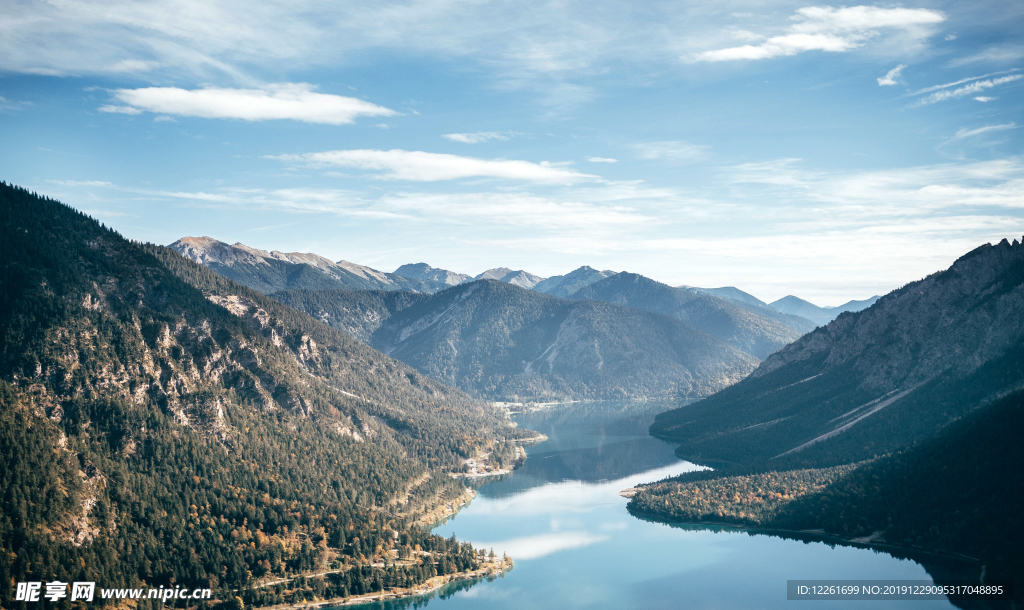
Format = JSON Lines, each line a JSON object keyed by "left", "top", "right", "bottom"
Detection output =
{"left": 368, "top": 400, "right": 962, "bottom": 609}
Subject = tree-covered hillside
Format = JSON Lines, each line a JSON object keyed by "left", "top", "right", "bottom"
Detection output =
{"left": 630, "top": 389, "right": 1024, "bottom": 591}
{"left": 0, "top": 183, "right": 527, "bottom": 607}
{"left": 273, "top": 281, "right": 759, "bottom": 402}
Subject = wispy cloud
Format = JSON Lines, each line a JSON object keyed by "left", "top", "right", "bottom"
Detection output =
{"left": 586, "top": 157, "right": 618, "bottom": 163}
{"left": 877, "top": 64, "right": 906, "bottom": 86}
{"left": 913, "top": 74, "right": 1023, "bottom": 106}
{"left": 377, "top": 191, "right": 651, "bottom": 229}
{"left": 944, "top": 123, "right": 1018, "bottom": 144}
{"left": 271, "top": 149, "right": 597, "bottom": 183}
{"left": 691, "top": 6, "right": 945, "bottom": 62}
{"left": 949, "top": 44, "right": 1024, "bottom": 67}
{"left": 442, "top": 131, "right": 513, "bottom": 144}
{"left": 101, "top": 84, "right": 396, "bottom": 124}
{"left": 633, "top": 141, "right": 708, "bottom": 162}
{"left": 909, "top": 69, "right": 1020, "bottom": 95}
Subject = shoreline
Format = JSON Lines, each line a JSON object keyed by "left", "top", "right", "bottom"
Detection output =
{"left": 626, "top": 508, "right": 984, "bottom": 568}
{"left": 254, "top": 557, "right": 514, "bottom": 610}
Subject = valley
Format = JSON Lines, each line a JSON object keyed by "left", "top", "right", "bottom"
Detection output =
{"left": 2, "top": 182, "right": 1019, "bottom": 610}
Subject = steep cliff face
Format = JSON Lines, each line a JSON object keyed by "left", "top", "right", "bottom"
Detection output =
{"left": 651, "top": 238, "right": 1024, "bottom": 467}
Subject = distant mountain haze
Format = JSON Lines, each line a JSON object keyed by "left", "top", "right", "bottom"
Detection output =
{"left": 533, "top": 266, "right": 619, "bottom": 298}
{"left": 686, "top": 286, "right": 768, "bottom": 308}
{"left": 570, "top": 273, "right": 806, "bottom": 359}
{"left": 685, "top": 286, "right": 818, "bottom": 334}
{"left": 273, "top": 280, "right": 759, "bottom": 402}
{"left": 652, "top": 237, "right": 1024, "bottom": 468}
{"left": 170, "top": 236, "right": 447, "bottom": 294}
{"left": 769, "top": 294, "right": 880, "bottom": 327}
{"left": 394, "top": 262, "right": 472, "bottom": 286}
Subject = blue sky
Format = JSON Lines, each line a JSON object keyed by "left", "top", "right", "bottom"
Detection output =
{"left": 1, "top": 0, "right": 1022, "bottom": 304}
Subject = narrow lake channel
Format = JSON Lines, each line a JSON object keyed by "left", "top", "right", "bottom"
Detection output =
{"left": 366, "top": 400, "right": 964, "bottom": 609}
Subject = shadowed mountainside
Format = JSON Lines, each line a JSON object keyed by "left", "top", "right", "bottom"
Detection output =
{"left": 273, "top": 281, "right": 759, "bottom": 402}
{"left": 571, "top": 272, "right": 806, "bottom": 359}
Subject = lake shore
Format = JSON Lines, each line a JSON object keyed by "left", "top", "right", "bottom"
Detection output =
{"left": 254, "top": 557, "right": 514, "bottom": 610}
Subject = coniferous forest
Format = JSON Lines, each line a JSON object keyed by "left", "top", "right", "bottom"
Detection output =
{"left": 0, "top": 182, "right": 526, "bottom": 609}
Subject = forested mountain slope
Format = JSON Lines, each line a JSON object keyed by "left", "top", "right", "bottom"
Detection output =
{"left": 171, "top": 237, "right": 445, "bottom": 294}
{"left": 571, "top": 273, "right": 806, "bottom": 358}
{"left": 0, "top": 183, "right": 526, "bottom": 606}
{"left": 274, "top": 281, "right": 758, "bottom": 402}
{"left": 650, "top": 238, "right": 1024, "bottom": 468}
{"left": 271, "top": 288, "right": 430, "bottom": 343}
{"left": 630, "top": 389, "right": 1024, "bottom": 593}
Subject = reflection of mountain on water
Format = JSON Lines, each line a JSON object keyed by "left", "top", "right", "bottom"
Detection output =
{"left": 360, "top": 569, "right": 511, "bottom": 610}
{"left": 479, "top": 438, "right": 681, "bottom": 499}
{"left": 647, "top": 523, "right": 1004, "bottom": 610}
{"left": 478, "top": 400, "right": 688, "bottom": 499}
{"left": 514, "top": 400, "right": 689, "bottom": 450}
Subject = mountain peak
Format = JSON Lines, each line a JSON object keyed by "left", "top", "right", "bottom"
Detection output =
{"left": 170, "top": 236, "right": 444, "bottom": 294}
{"left": 395, "top": 262, "right": 472, "bottom": 286}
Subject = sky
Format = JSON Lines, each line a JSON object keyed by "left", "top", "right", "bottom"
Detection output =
{"left": 1, "top": 0, "right": 1022, "bottom": 305}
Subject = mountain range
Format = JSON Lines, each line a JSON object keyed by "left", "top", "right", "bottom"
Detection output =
{"left": 651, "top": 237, "right": 1024, "bottom": 468}
{"left": 569, "top": 273, "right": 808, "bottom": 359}
{"left": 170, "top": 237, "right": 447, "bottom": 294}
{"left": 1, "top": 184, "right": 527, "bottom": 605}
{"left": 272, "top": 281, "right": 759, "bottom": 402}
{"left": 173, "top": 237, "right": 881, "bottom": 338}
{"left": 769, "top": 294, "right": 881, "bottom": 326}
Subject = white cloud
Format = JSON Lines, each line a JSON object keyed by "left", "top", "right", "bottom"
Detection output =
{"left": 692, "top": 6, "right": 945, "bottom": 62}
{"left": 945, "top": 123, "right": 1017, "bottom": 144}
{"left": 97, "top": 105, "right": 143, "bottom": 115}
{"left": 443, "top": 132, "right": 512, "bottom": 144}
{"left": 975, "top": 97, "right": 996, "bottom": 102}
{"left": 725, "top": 157, "right": 1024, "bottom": 212}
{"left": 272, "top": 149, "right": 597, "bottom": 182}
{"left": 914, "top": 74, "right": 1023, "bottom": 106}
{"left": 633, "top": 141, "right": 708, "bottom": 162}
{"left": 102, "top": 84, "right": 396, "bottom": 124}
{"left": 877, "top": 64, "right": 906, "bottom": 86}
{"left": 586, "top": 157, "right": 618, "bottom": 163}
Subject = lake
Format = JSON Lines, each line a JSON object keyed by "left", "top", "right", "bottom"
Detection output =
{"left": 366, "top": 400, "right": 966, "bottom": 609}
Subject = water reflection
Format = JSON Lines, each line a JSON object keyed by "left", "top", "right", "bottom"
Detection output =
{"left": 358, "top": 400, "right": 960, "bottom": 610}
{"left": 477, "top": 400, "right": 687, "bottom": 498}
